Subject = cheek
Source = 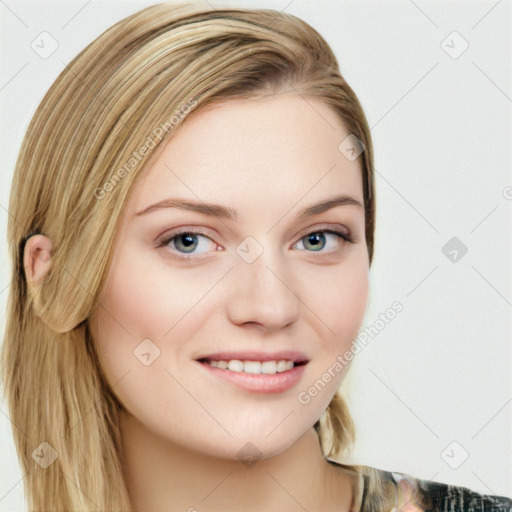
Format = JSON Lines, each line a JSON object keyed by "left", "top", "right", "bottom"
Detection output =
{"left": 99, "top": 246, "right": 215, "bottom": 345}
{"left": 330, "top": 262, "right": 369, "bottom": 341}
{"left": 297, "top": 254, "right": 369, "bottom": 394}
{"left": 300, "top": 253, "right": 369, "bottom": 346}
{"left": 87, "top": 247, "right": 183, "bottom": 391}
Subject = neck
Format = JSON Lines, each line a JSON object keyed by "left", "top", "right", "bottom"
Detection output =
{"left": 119, "top": 411, "right": 354, "bottom": 512}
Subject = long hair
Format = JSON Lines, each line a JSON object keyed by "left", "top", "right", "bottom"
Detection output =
{"left": 1, "top": 2, "right": 416, "bottom": 510}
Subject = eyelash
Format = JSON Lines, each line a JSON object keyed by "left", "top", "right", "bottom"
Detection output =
{"left": 154, "top": 226, "right": 355, "bottom": 260}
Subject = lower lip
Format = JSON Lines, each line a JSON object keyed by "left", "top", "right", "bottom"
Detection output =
{"left": 196, "top": 361, "right": 308, "bottom": 394}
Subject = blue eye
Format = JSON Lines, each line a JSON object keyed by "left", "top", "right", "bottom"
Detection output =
{"left": 155, "top": 228, "right": 353, "bottom": 259}
{"left": 293, "top": 230, "right": 353, "bottom": 252}
{"left": 157, "top": 230, "right": 216, "bottom": 256}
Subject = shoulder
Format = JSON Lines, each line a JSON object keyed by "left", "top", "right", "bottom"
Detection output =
{"left": 363, "top": 465, "right": 512, "bottom": 512}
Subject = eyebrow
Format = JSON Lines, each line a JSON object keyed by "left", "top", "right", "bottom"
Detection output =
{"left": 134, "top": 194, "right": 364, "bottom": 220}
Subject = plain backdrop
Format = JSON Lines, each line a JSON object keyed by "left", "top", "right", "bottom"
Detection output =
{"left": 1, "top": 0, "right": 511, "bottom": 510}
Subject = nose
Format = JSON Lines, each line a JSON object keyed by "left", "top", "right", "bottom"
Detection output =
{"left": 226, "top": 247, "right": 300, "bottom": 332}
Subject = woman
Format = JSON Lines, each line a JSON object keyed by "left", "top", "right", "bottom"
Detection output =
{"left": 1, "top": 2, "right": 510, "bottom": 511}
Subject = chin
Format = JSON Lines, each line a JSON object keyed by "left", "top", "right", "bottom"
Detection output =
{"left": 199, "top": 432, "right": 303, "bottom": 463}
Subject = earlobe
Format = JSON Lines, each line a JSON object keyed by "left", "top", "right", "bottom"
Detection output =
{"left": 23, "top": 234, "right": 53, "bottom": 284}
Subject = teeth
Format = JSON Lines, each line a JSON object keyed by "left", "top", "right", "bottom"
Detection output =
{"left": 276, "top": 360, "right": 291, "bottom": 372}
{"left": 261, "top": 361, "right": 276, "bottom": 373}
{"left": 207, "top": 359, "right": 295, "bottom": 374}
{"left": 228, "top": 360, "right": 244, "bottom": 372}
{"left": 244, "top": 361, "right": 261, "bottom": 374}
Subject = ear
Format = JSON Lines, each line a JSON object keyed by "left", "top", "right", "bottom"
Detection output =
{"left": 23, "top": 234, "right": 53, "bottom": 284}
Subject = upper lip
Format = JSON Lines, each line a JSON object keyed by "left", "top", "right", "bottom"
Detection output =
{"left": 195, "top": 350, "right": 309, "bottom": 364}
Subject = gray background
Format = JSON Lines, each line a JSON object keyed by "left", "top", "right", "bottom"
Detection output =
{"left": 1, "top": 1, "right": 511, "bottom": 510}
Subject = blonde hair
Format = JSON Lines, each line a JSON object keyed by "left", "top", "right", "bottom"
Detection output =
{"left": 1, "top": 2, "right": 420, "bottom": 510}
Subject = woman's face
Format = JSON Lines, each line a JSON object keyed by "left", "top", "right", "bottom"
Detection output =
{"left": 89, "top": 93, "right": 369, "bottom": 460}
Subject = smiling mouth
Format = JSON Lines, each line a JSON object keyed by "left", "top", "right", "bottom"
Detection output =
{"left": 196, "top": 358, "right": 308, "bottom": 374}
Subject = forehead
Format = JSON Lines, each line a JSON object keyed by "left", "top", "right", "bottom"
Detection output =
{"left": 128, "top": 93, "right": 364, "bottom": 220}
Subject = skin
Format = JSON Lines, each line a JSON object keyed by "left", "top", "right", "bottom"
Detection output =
{"left": 25, "top": 93, "right": 375, "bottom": 511}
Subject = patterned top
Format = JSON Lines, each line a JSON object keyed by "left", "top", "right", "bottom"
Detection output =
{"left": 326, "top": 459, "right": 512, "bottom": 511}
